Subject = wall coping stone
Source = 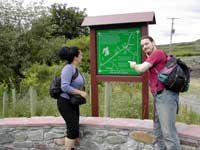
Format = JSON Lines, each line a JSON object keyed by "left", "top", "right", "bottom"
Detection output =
{"left": 0, "top": 116, "right": 199, "bottom": 141}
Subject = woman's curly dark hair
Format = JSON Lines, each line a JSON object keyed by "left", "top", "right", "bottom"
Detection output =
{"left": 58, "top": 46, "right": 80, "bottom": 64}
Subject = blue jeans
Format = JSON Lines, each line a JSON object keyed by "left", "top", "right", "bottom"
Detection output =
{"left": 154, "top": 89, "right": 181, "bottom": 150}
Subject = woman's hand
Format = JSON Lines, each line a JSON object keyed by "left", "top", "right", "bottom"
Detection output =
{"left": 73, "top": 89, "right": 88, "bottom": 98}
{"left": 80, "top": 91, "right": 87, "bottom": 98}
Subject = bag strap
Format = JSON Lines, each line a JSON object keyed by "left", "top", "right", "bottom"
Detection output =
{"left": 71, "top": 67, "right": 86, "bottom": 91}
{"left": 153, "top": 52, "right": 168, "bottom": 95}
{"left": 71, "top": 68, "right": 79, "bottom": 83}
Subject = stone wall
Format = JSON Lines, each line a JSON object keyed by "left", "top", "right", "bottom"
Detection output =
{"left": 0, "top": 116, "right": 199, "bottom": 150}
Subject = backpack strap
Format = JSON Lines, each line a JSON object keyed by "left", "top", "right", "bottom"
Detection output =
{"left": 70, "top": 68, "right": 86, "bottom": 91}
{"left": 71, "top": 68, "right": 79, "bottom": 82}
{"left": 153, "top": 53, "right": 168, "bottom": 95}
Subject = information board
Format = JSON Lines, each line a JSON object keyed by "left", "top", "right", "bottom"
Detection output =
{"left": 97, "top": 28, "right": 141, "bottom": 75}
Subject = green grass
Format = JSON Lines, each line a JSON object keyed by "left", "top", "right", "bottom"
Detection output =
{"left": 177, "top": 104, "right": 200, "bottom": 124}
{"left": 0, "top": 76, "right": 199, "bottom": 125}
{"left": 79, "top": 82, "right": 154, "bottom": 119}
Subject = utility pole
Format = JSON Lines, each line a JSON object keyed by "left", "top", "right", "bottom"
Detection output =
{"left": 167, "top": 17, "right": 179, "bottom": 54}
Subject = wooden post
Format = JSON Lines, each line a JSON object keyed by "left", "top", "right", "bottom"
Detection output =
{"left": 90, "top": 28, "right": 99, "bottom": 116}
{"left": 12, "top": 89, "right": 16, "bottom": 115}
{"left": 89, "top": 85, "right": 91, "bottom": 104}
{"left": 2, "top": 91, "right": 8, "bottom": 117}
{"left": 141, "top": 24, "right": 149, "bottom": 119}
{"left": 104, "top": 82, "right": 111, "bottom": 117}
{"left": 29, "top": 86, "right": 37, "bottom": 116}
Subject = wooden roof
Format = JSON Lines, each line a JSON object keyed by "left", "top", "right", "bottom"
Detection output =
{"left": 82, "top": 11, "right": 156, "bottom": 27}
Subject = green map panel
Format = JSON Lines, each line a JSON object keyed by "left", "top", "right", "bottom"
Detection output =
{"left": 97, "top": 28, "right": 141, "bottom": 75}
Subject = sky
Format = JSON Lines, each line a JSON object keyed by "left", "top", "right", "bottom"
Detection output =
{"left": 31, "top": 0, "right": 200, "bottom": 45}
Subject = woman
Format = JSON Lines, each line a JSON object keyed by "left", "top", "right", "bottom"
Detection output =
{"left": 57, "top": 46, "right": 87, "bottom": 150}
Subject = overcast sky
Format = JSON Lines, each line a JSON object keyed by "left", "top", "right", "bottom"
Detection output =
{"left": 31, "top": 0, "right": 200, "bottom": 45}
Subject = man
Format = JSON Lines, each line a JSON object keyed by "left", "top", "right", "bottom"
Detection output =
{"left": 129, "top": 36, "right": 181, "bottom": 150}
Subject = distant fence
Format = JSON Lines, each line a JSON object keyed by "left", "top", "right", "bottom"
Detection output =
{"left": 1, "top": 86, "right": 37, "bottom": 117}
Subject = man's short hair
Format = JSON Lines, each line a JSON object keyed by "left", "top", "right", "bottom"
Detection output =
{"left": 141, "top": 35, "right": 154, "bottom": 42}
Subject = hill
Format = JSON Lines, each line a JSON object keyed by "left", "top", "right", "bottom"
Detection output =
{"left": 157, "top": 39, "right": 200, "bottom": 56}
{"left": 157, "top": 39, "right": 200, "bottom": 78}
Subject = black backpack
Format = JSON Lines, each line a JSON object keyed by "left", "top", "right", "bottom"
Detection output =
{"left": 156, "top": 55, "right": 191, "bottom": 92}
{"left": 49, "top": 68, "right": 78, "bottom": 99}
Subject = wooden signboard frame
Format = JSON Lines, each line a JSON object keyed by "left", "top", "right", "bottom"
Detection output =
{"left": 82, "top": 12, "right": 156, "bottom": 119}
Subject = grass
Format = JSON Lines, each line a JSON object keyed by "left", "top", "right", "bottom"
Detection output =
{"left": 185, "top": 78, "right": 200, "bottom": 95}
{"left": 177, "top": 104, "right": 200, "bottom": 124}
{"left": 176, "top": 78, "right": 200, "bottom": 124}
{"left": 80, "top": 82, "right": 154, "bottom": 119}
{"left": 80, "top": 80, "right": 200, "bottom": 125}
{"left": 0, "top": 77, "right": 199, "bottom": 125}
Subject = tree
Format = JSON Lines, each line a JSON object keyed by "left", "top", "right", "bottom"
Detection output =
{"left": 0, "top": 26, "right": 16, "bottom": 85}
{"left": 0, "top": 0, "right": 90, "bottom": 89}
{"left": 27, "top": 15, "right": 66, "bottom": 65}
{"left": 27, "top": 3, "right": 90, "bottom": 65}
{"left": 0, "top": 0, "right": 48, "bottom": 89}
{"left": 50, "top": 3, "right": 89, "bottom": 39}
{"left": 0, "top": 0, "right": 48, "bottom": 31}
